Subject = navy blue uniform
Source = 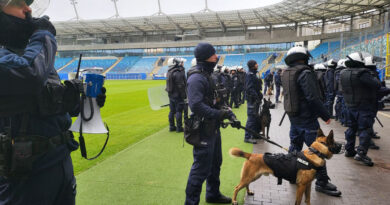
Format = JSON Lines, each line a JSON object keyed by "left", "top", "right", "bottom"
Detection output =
{"left": 185, "top": 64, "right": 227, "bottom": 205}
{"left": 166, "top": 66, "right": 187, "bottom": 131}
{"left": 344, "top": 72, "right": 381, "bottom": 154}
{"left": 0, "top": 31, "right": 78, "bottom": 204}
{"left": 230, "top": 73, "right": 240, "bottom": 108}
{"left": 274, "top": 71, "right": 282, "bottom": 102}
{"left": 325, "top": 68, "right": 335, "bottom": 116}
{"left": 245, "top": 70, "right": 262, "bottom": 140}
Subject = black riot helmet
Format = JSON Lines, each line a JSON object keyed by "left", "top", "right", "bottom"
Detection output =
{"left": 284, "top": 46, "right": 312, "bottom": 66}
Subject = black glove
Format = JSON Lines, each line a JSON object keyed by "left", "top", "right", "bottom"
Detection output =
{"left": 96, "top": 87, "right": 106, "bottom": 107}
{"left": 31, "top": 15, "right": 56, "bottom": 36}
{"left": 229, "top": 115, "right": 241, "bottom": 129}
{"left": 63, "top": 79, "right": 83, "bottom": 116}
{"left": 219, "top": 108, "right": 233, "bottom": 120}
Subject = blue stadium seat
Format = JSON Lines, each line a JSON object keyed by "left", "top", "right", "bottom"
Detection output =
{"left": 129, "top": 57, "right": 159, "bottom": 73}
{"left": 54, "top": 57, "right": 73, "bottom": 70}
{"left": 59, "top": 59, "right": 117, "bottom": 73}
{"left": 224, "top": 54, "right": 244, "bottom": 67}
{"left": 109, "top": 56, "right": 141, "bottom": 73}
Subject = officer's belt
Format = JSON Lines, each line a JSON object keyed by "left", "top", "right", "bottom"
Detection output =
{"left": 24, "top": 131, "right": 72, "bottom": 156}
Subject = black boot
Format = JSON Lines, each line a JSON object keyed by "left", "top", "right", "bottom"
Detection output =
{"left": 369, "top": 140, "right": 380, "bottom": 150}
{"left": 315, "top": 181, "right": 341, "bottom": 197}
{"left": 345, "top": 149, "right": 357, "bottom": 158}
{"left": 354, "top": 153, "right": 374, "bottom": 166}
{"left": 169, "top": 126, "right": 176, "bottom": 132}
{"left": 206, "top": 194, "right": 232, "bottom": 204}
{"left": 176, "top": 127, "right": 184, "bottom": 133}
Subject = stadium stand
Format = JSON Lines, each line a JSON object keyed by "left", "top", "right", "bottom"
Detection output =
{"left": 59, "top": 58, "right": 117, "bottom": 73}
{"left": 310, "top": 41, "right": 340, "bottom": 59}
{"left": 54, "top": 57, "right": 73, "bottom": 70}
{"left": 223, "top": 54, "right": 244, "bottom": 67}
{"left": 109, "top": 56, "right": 141, "bottom": 73}
{"left": 243, "top": 53, "right": 269, "bottom": 70}
{"left": 129, "top": 57, "right": 159, "bottom": 73}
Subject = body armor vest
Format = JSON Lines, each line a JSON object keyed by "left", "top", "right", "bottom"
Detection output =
{"left": 166, "top": 67, "right": 186, "bottom": 99}
{"left": 315, "top": 70, "right": 326, "bottom": 101}
{"left": 281, "top": 65, "right": 310, "bottom": 116}
{"left": 340, "top": 68, "right": 377, "bottom": 108}
{"left": 334, "top": 69, "right": 343, "bottom": 94}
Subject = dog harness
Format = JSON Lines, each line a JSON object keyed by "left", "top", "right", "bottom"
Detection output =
{"left": 263, "top": 151, "right": 322, "bottom": 185}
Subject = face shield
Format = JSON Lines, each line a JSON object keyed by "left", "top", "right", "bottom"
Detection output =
{"left": 1, "top": 0, "right": 50, "bottom": 17}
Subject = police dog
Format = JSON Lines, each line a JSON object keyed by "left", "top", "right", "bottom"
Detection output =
{"left": 230, "top": 129, "right": 341, "bottom": 205}
{"left": 259, "top": 98, "right": 272, "bottom": 139}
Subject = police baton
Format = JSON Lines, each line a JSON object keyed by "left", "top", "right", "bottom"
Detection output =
{"left": 279, "top": 111, "right": 287, "bottom": 126}
{"left": 376, "top": 116, "right": 384, "bottom": 128}
{"left": 221, "top": 121, "right": 288, "bottom": 152}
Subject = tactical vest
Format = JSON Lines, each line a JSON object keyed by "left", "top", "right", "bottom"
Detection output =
{"left": 187, "top": 68, "right": 215, "bottom": 108}
{"left": 281, "top": 65, "right": 310, "bottom": 116}
{"left": 340, "top": 68, "right": 377, "bottom": 108}
{"left": 315, "top": 70, "right": 326, "bottom": 101}
{"left": 334, "top": 69, "right": 343, "bottom": 93}
{"left": 166, "top": 67, "right": 186, "bottom": 99}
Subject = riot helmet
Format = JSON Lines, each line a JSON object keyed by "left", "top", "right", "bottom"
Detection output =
{"left": 364, "top": 56, "right": 377, "bottom": 70}
{"left": 167, "top": 57, "right": 181, "bottom": 69}
{"left": 191, "top": 58, "right": 196, "bottom": 67}
{"left": 336, "top": 59, "right": 347, "bottom": 69}
{"left": 214, "top": 65, "right": 222, "bottom": 73}
{"left": 345, "top": 52, "right": 371, "bottom": 68}
{"left": 284, "top": 46, "right": 312, "bottom": 66}
{"left": 326, "top": 59, "right": 337, "bottom": 69}
{"left": 314, "top": 63, "right": 326, "bottom": 71}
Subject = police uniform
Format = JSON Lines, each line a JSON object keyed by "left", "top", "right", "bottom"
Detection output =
{"left": 274, "top": 70, "right": 282, "bottom": 103}
{"left": 334, "top": 63, "right": 347, "bottom": 125}
{"left": 185, "top": 43, "right": 234, "bottom": 205}
{"left": 325, "top": 62, "right": 337, "bottom": 117}
{"left": 263, "top": 73, "right": 273, "bottom": 95}
{"left": 166, "top": 63, "right": 187, "bottom": 132}
{"left": 244, "top": 60, "right": 262, "bottom": 143}
{"left": 237, "top": 69, "right": 246, "bottom": 104}
{"left": 341, "top": 55, "right": 381, "bottom": 165}
{"left": 282, "top": 47, "right": 341, "bottom": 196}
{"left": 230, "top": 72, "right": 240, "bottom": 108}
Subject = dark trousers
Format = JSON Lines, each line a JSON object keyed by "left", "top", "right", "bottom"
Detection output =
{"left": 169, "top": 98, "right": 185, "bottom": 129}
{"left": 275, "top": 86, "right": 281, "bottom": 102}
{"left": 185, "top": 130, "right": 222, "bottom": 205}
{"left": 325, "top": 94, "right": 335, "bottom": 116}
{"left": 245, "top": 101, "right": 261, "bottom": 140}
{"left": 344, "top": 108, "right": 375, "bottom": 154}
{"left": 263, "top": 84, "right": 269, "bottom": 95}
{"left": 230, "top": 89, "right": 240, "bottom": 108}
{"left": 335, "top": 95, "right": 346, "bottom": 124}
{"left": 289, "top": 121, "right": 330, "bottom": 183}
{"left": 0, "top": 154, "right": 76, "bottom": 205}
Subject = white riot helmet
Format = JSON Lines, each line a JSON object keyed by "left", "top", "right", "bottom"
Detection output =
{"left": 221, "top": 66, "right": 229, "bottom": 73}
{"left": 191, "top": 58, "right": 197, "bottom": 67}
{"left": 364, "top": 56, "right": 376, "bottom": 68}
{"left": 214, "top": 65, "right": 222, "bottom": 72}
{"left": 314, "top": 64, "right": 326, "bottom": 71}
{"left": 167, "top": 57, "right": 180, "bottom": 68}
{"left": 337, "top": 59, "right": 347, "bottom": 69}
{"left": 345, "top": 52, "right": 371, "bottom": 68}
{"left": 230, "top": 67, "right": 237, "bottom": 72}
{"left": 284, "top": 46, "right": 312, "bottom": 66}
{"left": 326, "top": 59, "right": 338, "bottom": 68}
{"left": 0, "top": 0, "right": 50, "bottom": 17}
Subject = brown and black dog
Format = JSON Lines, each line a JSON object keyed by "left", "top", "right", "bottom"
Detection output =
{"left": 259, "top": 98, "right": 272, "bottom": 139}
{"left": 230, "top": 129, "right": 340, "bottom": 205}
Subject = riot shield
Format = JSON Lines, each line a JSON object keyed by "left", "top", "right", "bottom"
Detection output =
{"left": 148, "top": 85, "right": 169, "bottom": 111}
{"left": 30, "top": 0, "right": 50, "bottom": 17}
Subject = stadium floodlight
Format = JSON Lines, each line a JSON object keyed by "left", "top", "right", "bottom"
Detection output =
{"left": 111, "top": 0, "right": 120, "bottom": 18}
{"left": 69, "top": 0, "right": 80, "bottom": 20}
{"left": 199, "top": 0, "right": 212, "bottom": 13}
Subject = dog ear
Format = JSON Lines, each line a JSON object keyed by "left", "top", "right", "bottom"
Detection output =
{"left": 327, "top": 130, "right": 334, "bottom": 141}
{"left": 317, "top": 128, "right": 325, "bottom": 137}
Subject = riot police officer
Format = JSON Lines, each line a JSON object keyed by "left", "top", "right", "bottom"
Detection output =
{"left": 185, "top": 43, "right": 240, "bottom": 205}
{"left": 334, "top": 59, "right": 347, "bottom": 125}
{"left": 282, "top": 47, "right": 341, "bottom": 196}
{"left": 166, "top": 58, "right": 187, "bottom": 132}
{"left": 178, "top": 59, "right": 189, "bottom": 121}
{"left": 0, "top": 1, "right": 105, "bottom": 204}
{"left": 221, "top": 66, "right": 232, "bottom": 106}
{"left": 325, "top": 59, "right": 337, "bottom": 118}
{"left": 230, "top": 67, "right": 240, "bottom": 108}
{"left": 274, "top": 69, "right": 282, "bottom": 103}
{"left": 244, "top": 60, "right": 262, "bottom": 144}
{"left": 314, "top": 63, "right": 327, "bottom": 102}
{"left": 341, "top": 52, "right": 381, "bottom": 166}
{"left": 237, "top": 66, "right": 246, "bottom": 104}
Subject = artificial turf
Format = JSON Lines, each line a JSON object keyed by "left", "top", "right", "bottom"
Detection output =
{"left": 74, "top": 80, "right": 252, "bottom": 204}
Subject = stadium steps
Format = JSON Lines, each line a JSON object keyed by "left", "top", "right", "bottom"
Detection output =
{"left": 103, "top": 57, "right": 123, "bottom": 75}
{"left": 218, "top": 55, "right": 225, "bottom": 65}
{"left": 57, "top": 58, "right": 76, "bottom": 72}
{"left": 149, "top": 57, "right": 164, "bottom": 76}
{"left": 259, "top": 55, "right": 273, "bottom": 75}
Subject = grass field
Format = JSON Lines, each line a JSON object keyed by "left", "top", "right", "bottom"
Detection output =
{"left": 73, "top": 80, "right": 252, "bottom": 204}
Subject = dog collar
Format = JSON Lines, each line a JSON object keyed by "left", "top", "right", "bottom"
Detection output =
{"left": 309, "top": 147, "right": 327, "bottom": 159}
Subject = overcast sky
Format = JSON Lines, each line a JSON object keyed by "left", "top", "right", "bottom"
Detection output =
{"left": 42, "top": 0, "right": 282, "bottom": 22}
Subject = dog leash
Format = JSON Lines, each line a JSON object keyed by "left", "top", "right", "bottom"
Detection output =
{"left": 221, "top": 121, "right": 289, "bottom": 152}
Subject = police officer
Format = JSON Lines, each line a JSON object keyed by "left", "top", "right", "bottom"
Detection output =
{"left": 221, "top": 66, "right": 232, "bottom": 106}
{"left": 0, "top": 1, "right": 106, "bottom": 204}
{"left": 334, "top": 59, "right": 347, "bottom": 125}
{"left": 237, "top": 66, "right": 246, "bottom": 104}
{"left": 244, "top": 60, "right": 262, "bottom": 144}
{"left": 341, "top": 52, "right": 381, "bottom": 166}
{"left": 178, "top": 59, "right": 189, "bottom": 121}
{"left": 166, "top": 57, "right": 187, "bottom": 132}
{"left": 313, "top": 64, "right": 327, "bottom": 102}
{"left": 274, "top": 69, "right": 282, "bottom": 103}
{"left": 185, "top": 43, "right": 240, "bottom": 205}
{"left": 282, "top": 47, "right": 341, "bottom": 196}
{"left": 230, "top": 67, "right": 240, "bottom": 108}
{"left": 263, "top": 72, "right": 274, "bottom": 95}
{"left": 325, "top": 59, "right": 337, "bottom": 118}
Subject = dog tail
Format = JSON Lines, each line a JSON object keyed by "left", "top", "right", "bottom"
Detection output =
{"left": 229, "top": 148, "right": 251, "bottom": 160}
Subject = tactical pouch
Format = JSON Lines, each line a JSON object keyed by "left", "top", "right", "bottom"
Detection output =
{"left": 184, "top": 115, "right": 206, "bottom": 147}
{"left": 10, "top": 137, "right": 34, "bottom": 178}
{"left": 0, "top": 132, "right": 12, "bottom": 176}
{"left": 38, "top": 83, "right": 66, "bottom": 116}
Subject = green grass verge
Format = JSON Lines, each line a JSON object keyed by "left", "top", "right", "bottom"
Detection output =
{"left": 75, "top": 80, "right": 252, "bottom": 204}
{"left": 71, "top": 80, "right": 169, "bottom": 175}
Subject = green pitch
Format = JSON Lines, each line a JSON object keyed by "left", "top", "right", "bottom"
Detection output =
{"left": 74, "top": 80, "right": 251, "bottom": 204}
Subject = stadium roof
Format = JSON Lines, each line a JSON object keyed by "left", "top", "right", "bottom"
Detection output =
{"left": 54, "top": 0, "right": 390, "bottom": 36}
